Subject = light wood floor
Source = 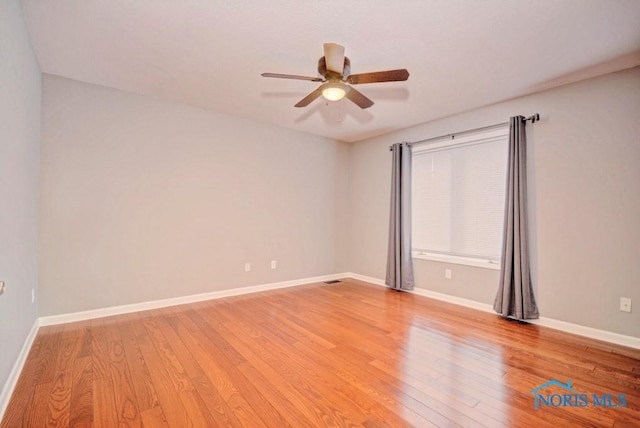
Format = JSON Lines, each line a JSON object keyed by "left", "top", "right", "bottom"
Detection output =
{"left": 2, "top": 279, "right": 639, "bottom": 427}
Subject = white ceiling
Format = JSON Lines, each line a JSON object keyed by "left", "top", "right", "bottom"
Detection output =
{"left": 21, "top": 0, "right": 640, "bottom": 142}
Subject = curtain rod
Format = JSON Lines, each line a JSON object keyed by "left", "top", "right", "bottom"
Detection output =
{"left": 389, "top": 113, "right": 540, "bottom": 150}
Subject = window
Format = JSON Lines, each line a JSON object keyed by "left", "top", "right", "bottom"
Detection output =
{"left": 412, "top": 127, "right": 508, "bottom": 269}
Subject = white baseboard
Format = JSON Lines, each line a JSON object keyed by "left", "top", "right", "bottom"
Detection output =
{"left": 0, "top": 318, "right": 39, "bottom": 421}
{"left": 39, "top": 273, "right": 350, "bottom": 326}
{"left": 529, "top": 317, "right": 640, "bottom": 350}
{"left": 344, "top": 272, "right": 640, "bottom": 350}
{"left": 347, "top": 272, "right": 387, "bottom": 287}
{"left": 411, "top": 287, "right": 496, "bottom": 313}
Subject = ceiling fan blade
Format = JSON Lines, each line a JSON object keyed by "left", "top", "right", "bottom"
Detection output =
{"left": 346, "top": 69, "right": 409, "bottom": 85}
{"left": 261, "top": 72, "right": 323, "bottom": 82}
{"left": 294, "top": 85, "right": 326, "bottom": 107}
{"left": 345, "top": 86, "right": 374, "bottom": 109}
{"left": 323, "top": 43, "right": 345, "bottom": 75}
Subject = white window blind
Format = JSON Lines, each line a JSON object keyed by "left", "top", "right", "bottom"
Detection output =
{"left": 412, "top": 128, "right": 508, "bottom": 263}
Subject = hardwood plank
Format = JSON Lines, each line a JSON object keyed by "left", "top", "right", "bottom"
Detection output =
{"left": 189, "top": 374, "right": 248, "bottom": 427}
{"left": 291, "top": 340, "right": 443, "bottom": 427}
{"left": 91, "top": 318, "right": 115, "bottom": 381}
{"left": 134, "top": 326, "right": 196, "bottom": 427}
{"left": 201, "top": 304, "right": 365, "bottom": 426}
{"left": 69, "top": 356, "right": 93, "bottom": 428}
{"left": 176, "top": 308, "right": 284, "bottom": 427}
{"left": 140, "top": 405, "right": 169, "bottom": 428}
{"left": 0, "top": 390, "right": 33, "bottom": 428}
{"left": 108, "top": 340, "right": 142, "bottom": 427}
{"left": 92, "top": 376, "right": 118, "bottom": 428}
{"left": 3, "top": 279, "right": 640, "bottom": 427}
{"left": 164, "top": 313, "right": 277, "bottom": 427}
{"left": 8, "top": 382, "right": 53, "bottom": 428}
{"left": 44, "top": 370, "right": 73, "bottom": 427}
{"left": 139, "top": 315, "right": 193, "bottom": 394}
{"left": 26, "top": 325, "right": 63, "bottom": 386}
{"left": 116, "top": 314, "right": 160, "bottom": 412}
{"left": 139, "top": 310, "right": 227, "bottom": 427}
{"left": 218, "top": 290, "right": 478, "bottom": 425}
{"left": 45, "top": 322, "right": 91, "bottom": 427}
{"left": 213, "top": 302, "right": 435, "bottom": 427}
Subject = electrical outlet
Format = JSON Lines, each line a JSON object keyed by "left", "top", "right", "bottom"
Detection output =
{"left": 271, "top": 260, "right": 277, "bottom": 269}
{"left": 31, "top": 288, "right": 35, "bottom": 303}
{"left": 620, "top": 297, "right": 632, "bottom": 313}
{"left": 445, "top": 269, "right": 452, "bottom": 280}
{"left": 244, "top": 263, "right": 251, "bottom": 272}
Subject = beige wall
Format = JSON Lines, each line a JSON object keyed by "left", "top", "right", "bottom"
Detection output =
{"left": 39, "top": 75, "right": 350, "bottom": 316}
{"left": 347, "top": 67, "right": 640, "bottom": 337}
{"left": 0, "top": 0, "right": 41, "bottom": 393}
{"left": 37, "top": 66, "right": 640, "bottom": 340}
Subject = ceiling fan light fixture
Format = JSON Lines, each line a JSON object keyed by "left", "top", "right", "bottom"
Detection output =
{"left": 262, "top": 43, "right": 408, "bottom": 109}
{"left": 322, "top": 82, "right": 348, "bottom": 101}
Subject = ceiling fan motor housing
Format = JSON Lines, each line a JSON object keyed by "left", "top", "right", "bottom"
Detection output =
{"left": 318, "top": 56, "right": 351, "bottom": 80}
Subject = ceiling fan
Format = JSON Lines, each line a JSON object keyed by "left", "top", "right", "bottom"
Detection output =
{"left": 261, "top": 43, "right": 409, "bottom": 109}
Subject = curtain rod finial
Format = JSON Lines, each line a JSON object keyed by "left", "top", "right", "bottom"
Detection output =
{"left": 524, "top": 113, "right": 541, "bottom": 124}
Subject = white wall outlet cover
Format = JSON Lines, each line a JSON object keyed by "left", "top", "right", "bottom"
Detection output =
{"left": 620, "top": 297, "right": 632, "bottom": 313}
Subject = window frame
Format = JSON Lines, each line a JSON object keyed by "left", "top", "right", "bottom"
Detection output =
{"left": 411, "top": 126, "right": 509, "bottom": 271}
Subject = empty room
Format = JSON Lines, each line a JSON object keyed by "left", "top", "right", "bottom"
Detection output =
{"left": 1, "top": 0, "right": 639, "bottom": 426}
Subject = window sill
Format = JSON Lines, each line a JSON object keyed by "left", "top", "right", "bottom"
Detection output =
{"left": 412, "top": 251, "right": 501, "bottom": 270}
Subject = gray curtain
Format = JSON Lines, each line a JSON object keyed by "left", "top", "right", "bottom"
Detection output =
{"left": 494, "top": 116, "right": 539, "bottom": 320}
{"left": 386, "top": 142, "right": 414, "bottom": 291}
